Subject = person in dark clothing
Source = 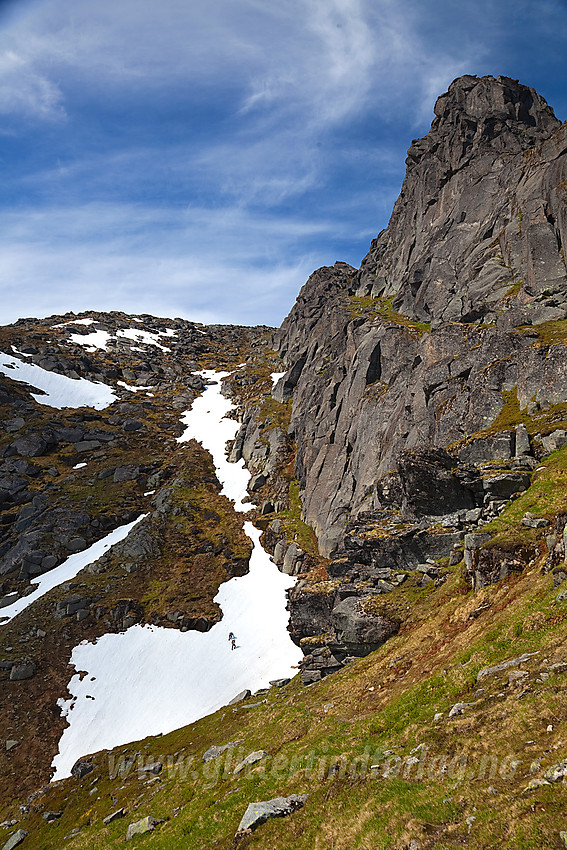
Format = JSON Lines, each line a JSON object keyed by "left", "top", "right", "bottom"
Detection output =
{"left": 231, "top": 638, "right": 237, "bottom": 650}
{"left": 228, "top": 631, "right": 236, "bottom": 641}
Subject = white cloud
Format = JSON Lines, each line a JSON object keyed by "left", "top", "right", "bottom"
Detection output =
{"left": 0, "top": 201, "right": 357, "bottom": 326}
{"left": 0, "top": 46, "right": 65, "bottom": 119}
{"left": 0, "top": 0, "right": 484, "bottom": 126}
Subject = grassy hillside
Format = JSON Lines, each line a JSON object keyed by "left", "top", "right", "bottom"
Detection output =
{"left": 4, "top": 534, "right": 567, "bottom": 849}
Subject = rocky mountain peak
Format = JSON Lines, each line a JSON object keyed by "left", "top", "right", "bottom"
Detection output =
{"left": 404, "top": 73, "right": 560, "bottom": 188}
{"left": 271, "top": 76, "right": 567, "bottom": 560}
{"left": 354, "top": 74, "right": 566, "bottom": 326}
{"left": 410, "top": 74, "right": 561, "bottom": 169}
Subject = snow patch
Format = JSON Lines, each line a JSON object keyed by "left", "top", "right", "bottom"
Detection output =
{"left": 0, "top": 516, "right": 146, "bottom": 624}
{"left": 0, "top": 352, "right": 118, "bottom": 410}
{"left": 73, "top": 463, "right": 87, "bottom": 470}
{"left": 54, "top": 318, "right": 95, "bottom": 327}
{"left": 116, "top": 328, "right": 175, "bottom": 352}
{"left": 51, "top": 523, "right": 300, "bottom": 779}
{"left": 69, "top": 330, "right": 112, "bottom": 351}
{"left": 177, "top": 370, "right": 253, "bottom": 511}
{"left": 271, "top": 371, "right": 286, "bottom": 389}
{"left": 117, "top": 380, "right": 153, "bottom": 393}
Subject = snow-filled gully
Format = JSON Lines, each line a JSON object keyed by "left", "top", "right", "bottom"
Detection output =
{"left": 51, "top": 370, "right": 302, "bottom": 779}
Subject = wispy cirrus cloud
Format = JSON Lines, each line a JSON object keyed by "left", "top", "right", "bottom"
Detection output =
{"left": 0, "top": 0, "right": 566, "bottom": 327}
{"left": 0, "top": 45, "right": 65, "bottom": 119}
{"left": 0, "top": 200, "right": 368, "bottom": 326}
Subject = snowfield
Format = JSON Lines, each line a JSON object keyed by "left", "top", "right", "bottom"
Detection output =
{"left": 51, "top": 522, "right": 300, "bottom": 779}
{"left": 51, "top": 371, "right": 302, "bottom": 779}
{"left": 177, "top": 370, "right": 253, "bottom": 511}
{"left": 0, "top": 516, "right": 146, "bottom": 624}
{"left": 0, "top": 352, "right": 118, "bottom": 409}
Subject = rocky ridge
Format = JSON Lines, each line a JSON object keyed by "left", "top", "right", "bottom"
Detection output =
{"left": 271, "top": 75, "right": 567, "bottom": 557}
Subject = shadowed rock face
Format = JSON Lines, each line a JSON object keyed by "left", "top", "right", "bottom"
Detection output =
{"left": 274, "top": 75, "right": 567, "bottom": 556}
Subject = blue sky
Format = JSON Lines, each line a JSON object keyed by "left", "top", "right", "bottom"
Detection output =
{"left": 0, "top": 0, "right": 566, "bottom": 327}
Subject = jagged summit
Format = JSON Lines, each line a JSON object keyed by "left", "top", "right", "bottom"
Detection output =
{"left": 407, "top": 74, "right": 560, "bottom": 173}
{"left": 354, "top": 74, "right": 566, "bottom": 325}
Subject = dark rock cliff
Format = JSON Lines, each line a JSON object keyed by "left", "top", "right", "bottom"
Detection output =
{"left": 272, "top": 74, "right": 567, "bottom": 557}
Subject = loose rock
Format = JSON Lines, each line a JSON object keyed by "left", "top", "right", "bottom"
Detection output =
{"left": 237, "top": 794, "right": 307, "bottom": 833}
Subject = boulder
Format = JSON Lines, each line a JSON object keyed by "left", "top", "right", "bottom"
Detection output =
{"left": 515, "top": 424, "right": 531, "bottom": 456}
{"left": 11, "top": 435, "right": 47, "bottom": 458}
{"left": 1, "top": 830, "right": 27, "bottom": 850}
{"left": 103, "top": 808, "right": 126, "bottom": 825}
{"left": 9, "top": 661, "right": 36, "bottom": 681}
{"left": 458, "top": 432, "right": 514, "bottom": 464}
{"left": 282, "top": 542, "right": 304, "bottom": 575}
{"left": 448, "top": 702, "right": 475, "bottom": 717}
{"left": 476, "top": 653, "right": 538, "bottom": 681}
{"left": 4, "top": 417, "right": 25, "bottom": 433}
{"left": 233, "top": 751, "right": 268, "bottom": 775}
{"left": 249, "top": 473, "right": 267, "bottom": 492}
{"left": 273, "top": 540, "right": 287, "bottom": 566}
{"left": 71, "top": 759, "right": 94, "bottom": 779}
{"left": 237, "top": 794, "right": 307, "bottom": 833}
{"left": 522, "top": 512, "right": 549, "bottom": 528}
{"left": 229, "top": 689, "right": 251, "bottom": 705}
{"left": 113, "top": 465, "right": 139, "bottom": 483}
{"left": 300, "top": 669, "right": 322, "bottom": 685}
{"left": 331, "top": 596, "right": 399, "bottom": 653}
{"left": 0, "top": 593, "right": 19, "bottom": 610}
{"left": 483, "top": 473, "right": 531, "bottom": 499}
{"left": 66, "top": 537, "right": 87, "bottom": 553}
{"left": 55, "top": 595, "right": 90, "bottom": 618}
{"left": 126, "top": 816, "right": 160, "bottom": 840}
{"left": 542, "top": 430, "right": 567, "bottom": 453}
{"left": 75, "top": 440, "right": 102, "bottom": 453}
{"left": 202, "top": 741, "right": 240, "bottom": 763}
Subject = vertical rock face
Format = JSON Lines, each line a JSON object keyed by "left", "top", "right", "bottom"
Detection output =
{"left": 274, "top": 75, "right": 567, "bottom": 556}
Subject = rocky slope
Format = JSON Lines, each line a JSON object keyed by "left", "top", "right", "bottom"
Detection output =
{"left": 0, "top": 313, "right": 267, "bottom": 801}
{"left": 1, "top": 73, "right": 567, "bottom": 849}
